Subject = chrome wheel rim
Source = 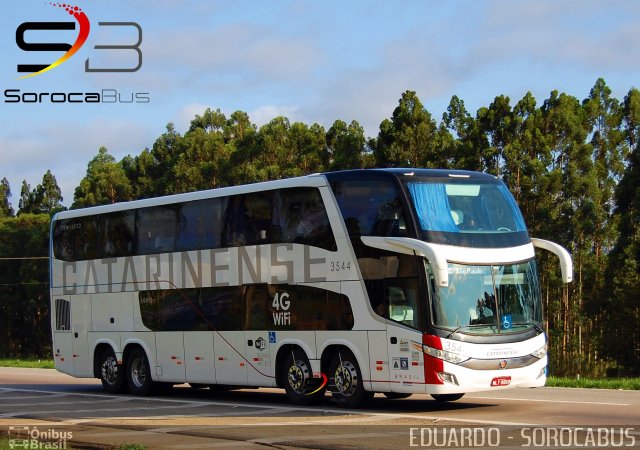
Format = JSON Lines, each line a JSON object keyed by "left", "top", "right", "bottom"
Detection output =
{"left": 334, "top": 361, "right": 358, "bottom": 397}
{"left": 101, "top": 356, "right": 118, "bottom": 385}
{"left": 287, "top": 360, "right": 309, "bottom": 394}
{"left": 130, "top": 357, "right": 147, "bottom": 388}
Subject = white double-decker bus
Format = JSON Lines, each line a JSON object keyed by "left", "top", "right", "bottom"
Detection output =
{"left": 50, "top": 169, "right": 572, "bottom": 407}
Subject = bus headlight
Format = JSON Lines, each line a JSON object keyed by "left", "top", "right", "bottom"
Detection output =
{"left": 423, "top": 345, "right": 469, "bottom": 364}
{"left": 531, "top": 343, "right": 548, "bottom": 359}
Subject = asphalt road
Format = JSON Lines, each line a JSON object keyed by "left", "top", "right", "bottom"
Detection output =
{"left": 1, "top": 367, "right": 639, "bottom": 449}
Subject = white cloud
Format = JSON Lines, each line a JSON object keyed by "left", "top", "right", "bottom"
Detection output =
{"left": 172, "top": 102, "right": 211, "bottom": 133}
{"left": 0, "top": 119, "right": 152, "bottom": 208}
{"left": 142, "top": 24, "right": 321, "bottom": 82}
{"left": 250, "top": 105, "right": 300, "bottom": 128}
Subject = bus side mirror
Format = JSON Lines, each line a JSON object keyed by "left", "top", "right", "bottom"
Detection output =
{"left": 531, "top": 238, "right": 573, "bottom": 283}
{"left": 361, "top": 236, "right": 450, "bottom": 288}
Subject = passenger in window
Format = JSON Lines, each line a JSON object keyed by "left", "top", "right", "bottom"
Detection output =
{"left": 462, "top": 216, "right": 480, "bottom": 230}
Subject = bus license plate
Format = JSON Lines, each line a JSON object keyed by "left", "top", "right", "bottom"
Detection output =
{"left": 491, "top": 376, "right": 511, "bottom": 387}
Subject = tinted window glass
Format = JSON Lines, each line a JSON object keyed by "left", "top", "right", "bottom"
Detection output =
{"left": 223, "top": 192, "right": 273, "bottom": 247}
{"left": 53, "top": 216, "right": 98, "bottom": 261}
{"left": 101, "top": 211, "right": 135, "bottom": 258}
{"left": 139, "top": 284, "right": 353, "bottom": 331}
{"left": 177, "top": 197, "right": 226, "bottom": 251}
{"left": 359, "top": 248, "right": 423, "bottom": 330}
{"left": 137, "top": 206, "right": 177, "bottom": 255}
{"left": 331, "top": 179, "right": 408, "bottom": 237}
{"left": 273, "top": 188, "right": 336, "bottom": 250}
{"left": 404, "top": 178, "right": 529, "bottom": 248}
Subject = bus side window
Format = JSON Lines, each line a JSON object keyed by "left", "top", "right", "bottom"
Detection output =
{"left": 243, "top": 284, "right": 271, "bottom": 330}
{"left": 53, "top": 216, "right": 98, "bottom": 261}
{"left": 101, "top": 211, "right": 135, "bottom": 258}
{"left": 244, "top": 193, "right": 272, "bottom": 245}
{"left": 177, "top": 198, "right": 224, "bottom": 251}
{"left": 386, "top": 280, "right": 419, "bottom": 328}
{"left": 332, "top": 179, "right": 408, "bottom": 238}
{"left": 275, "top": 187, "right": 336, "bottom": 250}
{"left": 137, "top": 206, "right": 177, "bottom": 255}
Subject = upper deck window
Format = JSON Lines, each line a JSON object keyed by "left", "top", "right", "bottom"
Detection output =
{"left": 331, "top": 179, "right": 408, "bottom": 237}
{"left": 406, "top": 179, "right": 528, "bottom": 248}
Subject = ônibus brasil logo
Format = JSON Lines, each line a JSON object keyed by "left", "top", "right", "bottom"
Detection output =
{"left": 17, "top": 3, "right": 90, "bottom": 79}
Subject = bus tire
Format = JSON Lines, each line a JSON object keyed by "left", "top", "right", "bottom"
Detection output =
{"left": 99, "top": 348, "right": 127, "bottom": 394}
{"left": 431, "top": 393, "right": 464, "bottom": 402}
{"left": 329, "top": 349, "right": 371, "bottom": 408}
{"left": 126, "top": 348, "right": 153, "bottom": 396}
{"left": 282, "top": 349, "right": 325, "bottom": 406}
{"left": 383, "top": 392, "right": 412, "bottom": 399}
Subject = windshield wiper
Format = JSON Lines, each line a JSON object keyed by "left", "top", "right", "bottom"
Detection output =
{"left": 446, "top": 325, "right": 463, "bottom": 339}
{"left": 532, "top": 322, "right": 544, "bottom": 334}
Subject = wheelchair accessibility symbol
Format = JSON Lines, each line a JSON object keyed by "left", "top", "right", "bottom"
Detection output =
{"left": 502, "top": 315, "right": 512, "bottom": 330}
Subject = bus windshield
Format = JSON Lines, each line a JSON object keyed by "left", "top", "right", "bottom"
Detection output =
{"left": 406, "top": 179, "right": 529, "bottom": 247}
{"left": 428, "top": 260, "right": 542, "bottom": 335}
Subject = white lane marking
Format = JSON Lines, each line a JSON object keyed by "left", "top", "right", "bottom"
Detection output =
{"left": 1, "top": 397, "right": 133, "bottom": 407}
{"left": 466, "top": 395, "right": 630, "bottom": 406}
{"left": 0, "top": 387, "right": 294, "bottom": 410}
{"left": 0, "top": 394, "right": 67, "bottom": 400}
{"left": 165, "top": 432, "right": 409, "bottom": 449}
{"left": 0, "top": 386, "right": 538, "bottom": 426}
{"left": 0, "top": 402, "right": 209, "bottom": 418}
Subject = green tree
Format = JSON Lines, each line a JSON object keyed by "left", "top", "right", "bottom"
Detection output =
{"left": 327, "top": 119, "right": 366, "bottom": 170}
{"left": 476, "top": 95, "right": 515, "bottom": 176}
{"left": 539, "top": 88, "right": 606, "bottom": 376}
{"left": 443, "top": 95, "right": 487, "bottom": 171}
{"left": 601, "top": 87, "right": 640, "bottom": 375}
{"left": 582, "top": 78, "right": 625, "bottom": 260}
{"left": 375, "top": 91, "right": 442, "bottom": 167}
{"left": 73, "top": 146, "right": 132, "bottom": 208}
{"left": 17, "top": 171, "right": 64, "bottom": 215}
{"left": 0, "top": 177, "right": 14, "bottom": 217}
{"left": 148, "top": 123, "right": 185, "bottom": 195}
{"left": 0, "top": 214, "right": 50, "bottom": 357}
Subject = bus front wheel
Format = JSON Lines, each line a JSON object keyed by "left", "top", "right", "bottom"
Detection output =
{"left": 126, "top": 348, "right": 153, "bottom": 395}
{"left": 431, "top": 393, "right": 464, "bottom": 402}
{"left": 329, "top": 349, "right": 371, "bottom": 408}
{"left": 99, "top": 348, "right": 126, "bottom": 394}
{"left": 282, "top": 349, "right": 325, "bottom": 406}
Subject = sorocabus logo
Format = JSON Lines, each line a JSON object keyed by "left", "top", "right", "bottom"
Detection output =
{"left": 17, "top": 3, "right": 90, "bottom": 79}
{"left": 15, "top": 2, "right": 142, "bottom": 80}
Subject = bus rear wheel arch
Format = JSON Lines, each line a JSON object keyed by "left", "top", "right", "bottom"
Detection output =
{"left": 327, "top": 347, "right": 372, "bottom": 408}
{"left": 96, "top": 346, "right": 127, "bottom": 394}
{"left": 125, "top": 346, "right": 156, "bottom": 395}
{"left": 279, "top": 346, "right": 325, "bottom": 405}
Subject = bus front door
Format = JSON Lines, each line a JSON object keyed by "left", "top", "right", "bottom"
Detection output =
{"left": 385, "top": 283, "right": 425, "bottom": 392}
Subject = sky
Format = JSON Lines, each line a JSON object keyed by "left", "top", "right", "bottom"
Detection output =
{"left": 0, "top": 0, "right": 638, "bottom": 208}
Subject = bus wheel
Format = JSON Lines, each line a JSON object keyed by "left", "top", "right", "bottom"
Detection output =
{"left": 99, "top": 348, "right": 126, "bottom": 394}
{"left": 383, "top": 392, "right": 412, "bottom": 399}
{"left": 329, "top": 350, "right": 371, "bottom": 408}
{"left": 431, "top": 393, "right": 464, "bottom": 402}
{"left": 126, "top": 348, "right": 153, "bottom": 395}
{"left": 282, "top": 349, "right": 325, "bottom": 405}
